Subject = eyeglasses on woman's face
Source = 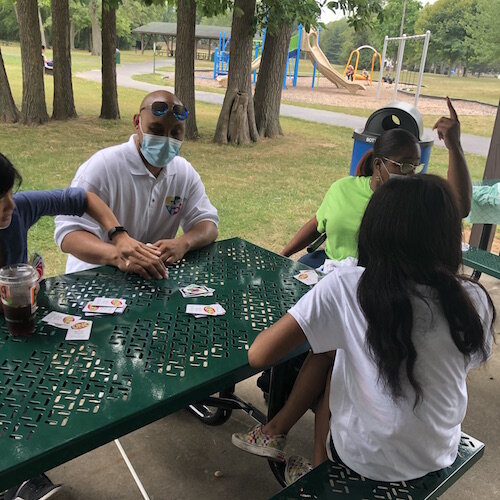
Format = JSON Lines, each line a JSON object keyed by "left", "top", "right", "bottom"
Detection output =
{"left": 382, "top": 157, "right": 424, "bottom": 175}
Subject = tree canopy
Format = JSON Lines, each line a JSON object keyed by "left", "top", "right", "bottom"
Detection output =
{"left": 320, "top": 0, "right": 500, "bottom": 74}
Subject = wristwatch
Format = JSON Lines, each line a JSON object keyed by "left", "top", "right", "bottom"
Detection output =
{"left": 108, "top": 226, "right": 128, "bottom": 240}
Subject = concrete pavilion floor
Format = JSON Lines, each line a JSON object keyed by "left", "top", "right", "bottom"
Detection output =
{"left": 48, "top": 271, "right": 500, "bottom": 500}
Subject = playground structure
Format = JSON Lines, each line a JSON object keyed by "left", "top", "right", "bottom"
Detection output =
{"left": 376, "top": 31, "right": 431, "bottom": 106}
{"left": 302, "top": 29, "right": 364, "bottom": 94}
{"left": 343, "top": 45, "right": 382, "bottom": 85}
{"left": 214, "top": 25, "right": 365, "bottom": 95}
{"left": 213, "top": 30, "right": 230, "bottom": 80}
{"left": 214, "top": 30, "right": 265, "bottom": 85}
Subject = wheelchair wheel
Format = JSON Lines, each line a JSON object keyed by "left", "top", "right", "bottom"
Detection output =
{"left": 188, "top": 387, "right": 235, "bottom": 426}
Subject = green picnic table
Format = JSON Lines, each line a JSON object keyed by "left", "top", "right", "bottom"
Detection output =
{"left": 0, "top": 238, "right": 311, "bottom": 490}
{"left": 462, "top": 246, "right": 500, "bottom": 280}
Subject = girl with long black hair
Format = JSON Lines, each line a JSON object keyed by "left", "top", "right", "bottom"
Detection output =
{"left": 236, "top": 174, "right": 495, "bottom": 484}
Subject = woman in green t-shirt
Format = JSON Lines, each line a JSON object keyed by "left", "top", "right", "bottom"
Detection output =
{"left": 281, "top": 98, "right": 470, "bottom": 269}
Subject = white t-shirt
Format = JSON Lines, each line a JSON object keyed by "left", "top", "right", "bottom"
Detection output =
{"left": 288, "top": 266, "right": 494, "bottom": 482}
{"left": 54, "top": 135, "right": 219, "bottom": 273}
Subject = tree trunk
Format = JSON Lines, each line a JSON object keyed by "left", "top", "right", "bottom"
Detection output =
{"left": 100, "top": 3, "right": 119, "bottom": 119}
{"left": 175, "top": 0, "right": 198, "bottom": 140}
{"left": 52, "top": 0, "right": 77, "bottom": 120}
{"left": 0, "top": 48, "right": 20, "bottom": 123}
{"left": 70, "top": 22, "right": 76, "bottom": 51}
{"left": 213, "top": 0, "right": 258, "bottom": 145}
{"left": 38, "top": 6, "right": 46, "bottom": 48}
{"left": 89, "top": 0, "right": 101, "bottom": 56}
{"left": 254, "top": 22, "right": 293, "bottom": 138}
{"left": 17, "top": 0, "right": 49, "bottom": 125}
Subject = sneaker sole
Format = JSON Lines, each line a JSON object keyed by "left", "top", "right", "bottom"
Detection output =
{"left": 231, "top": 435, "right": 285, "bottom": 462}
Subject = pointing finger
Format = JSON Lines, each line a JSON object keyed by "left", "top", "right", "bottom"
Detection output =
{"left": 446, "top": 96, "right": 458, "bottom": 121}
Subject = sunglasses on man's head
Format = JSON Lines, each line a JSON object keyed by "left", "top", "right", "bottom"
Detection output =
{"left": 383, "top": 157, "right": 425, "bottom": 175}
{"left": 140, "top": 101, "right": 189, "bottom": 121}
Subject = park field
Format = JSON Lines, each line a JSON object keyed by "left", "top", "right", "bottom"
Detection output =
{"left": 2, "top": 43, "right": 498, "bottom": 137}
{"left": 0, "top": 45, "right": 493, "bottom": 277}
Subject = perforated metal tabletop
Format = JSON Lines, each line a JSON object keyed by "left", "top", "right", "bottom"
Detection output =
{"left": 0, "top": 238, "right": 311, "bottom": 490}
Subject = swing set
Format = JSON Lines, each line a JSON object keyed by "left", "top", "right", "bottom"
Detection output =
{"left": 343, "top": 45, "right": 382, "bottom": 85}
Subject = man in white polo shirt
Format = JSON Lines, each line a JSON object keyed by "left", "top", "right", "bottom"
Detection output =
{"left": 55, "top": 90, "right": 219, "bottom": 278}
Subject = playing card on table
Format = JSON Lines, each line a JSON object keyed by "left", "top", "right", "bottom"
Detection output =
{"left": 42, "top": 311, "right": 81, "bottom": 329}
{"left": 186, "top": 303, "right": 226, "bottom": 317}
{"left": 83, "top": 302, "right": 116, "bottom": 315}
{"left": 180, "top": 284, "right": 214, "bottom": 298}
{"left": 65, "top": 320, "right": 92, "bottom": 341}
{"left": 294, "top": 269, "right": 319, "bottom": 285}
{"left": 91, "top": 297, "right": 127, "bottom": 308}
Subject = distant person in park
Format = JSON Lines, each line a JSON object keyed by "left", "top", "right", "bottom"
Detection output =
{"left": 41, "top": 45, "right": 53, "bottom": 68}
{"left": 54, "top": 90, "right": 219, "bottom": 277}
{"left": 0, "top": 151, "right": 165, "bottom": 500}
{"left": 362, "top": 67, "right": 369, "bottom": 80}
{"left": 280, "top": 98, "right": 470, "bottom": 269}
{"left": 236, "top": 174, "right": 495, "bottom": 485}
{"left": 345, "top": 64, "right": 354, "bottom": 81}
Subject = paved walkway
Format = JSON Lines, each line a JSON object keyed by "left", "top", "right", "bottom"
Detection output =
{"left": 77, "top": 61, "right": 491, "bottom": 157}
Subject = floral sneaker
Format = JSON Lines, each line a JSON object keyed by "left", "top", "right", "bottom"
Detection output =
{"left": 285, "top": 455, "right": 313, "bottom": 485}
{"left": 231, "top": 424, "right": 286, "bottom": 462}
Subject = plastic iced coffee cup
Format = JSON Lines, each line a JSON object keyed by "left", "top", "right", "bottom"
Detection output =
{"left": 0, "top": 264, "right": 39, "bottom": 336}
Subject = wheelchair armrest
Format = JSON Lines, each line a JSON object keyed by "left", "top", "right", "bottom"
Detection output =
{"left": 306, "top": 233, "right": 326, "bottom": 253}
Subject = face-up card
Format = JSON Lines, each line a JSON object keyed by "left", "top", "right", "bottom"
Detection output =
{"left": 186, "top": 303, "right": 225, "bottom": 316}
{"left": 65, "top": 320, "right": 92, "bottom": 341}
{"left": 42, "top": 311, "right": 81, "bottom": 329}
{"left": 180, "top": 284, "right": 214, "bottom": 298}
{"left": 294, "top": 269, "right": 319, "bottom": 286}
{"left": 83, "top": 302, "right": 116, "bottom": 314}
{"left": 91, "top": 297, "right": 126, "bottom": 308}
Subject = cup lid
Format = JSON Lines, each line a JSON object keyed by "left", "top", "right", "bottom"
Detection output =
{"left": 0, "top": 264, "right": 39, "bottom": 284}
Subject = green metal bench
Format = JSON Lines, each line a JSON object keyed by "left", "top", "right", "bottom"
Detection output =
{"left": 463, "top": 246, "right": 500, "bottom": 280}
{"left": 271, "top": 433, "right": 484, "bottom": 500}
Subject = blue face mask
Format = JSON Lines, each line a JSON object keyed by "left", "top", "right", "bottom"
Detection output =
{"left": 139, "top": 120, "right": 182, "bottom": 168}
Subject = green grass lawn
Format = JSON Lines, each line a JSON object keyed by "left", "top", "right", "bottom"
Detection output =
{"left": 133, "top": 72, "right": 226, "bottom": 95}
{"left": 0, "top": 45, "right": 494, "bottom": 277}
{"left": 398, "top": 72, "right": 500, "bottom": 106}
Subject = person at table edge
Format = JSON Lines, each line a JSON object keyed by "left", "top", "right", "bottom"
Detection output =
{"left": 54, "top": 91, "right": 219, "bottom": 278}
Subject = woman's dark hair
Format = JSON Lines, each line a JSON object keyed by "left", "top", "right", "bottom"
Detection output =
{"left": 357, "top": 174, "right": 495, "bottom": 406}
{"left": 357, "top": 129, "right": 419, "bottom": 176}
{"left": 0, "top": 152, "right": 22, "bottom": 196}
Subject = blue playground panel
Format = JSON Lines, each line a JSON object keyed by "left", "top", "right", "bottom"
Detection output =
{"left": 214, "top": 24, "right": 317, "bottom": 89}
{"left": 213, "top": 31, "right": 230, "bottom": 79}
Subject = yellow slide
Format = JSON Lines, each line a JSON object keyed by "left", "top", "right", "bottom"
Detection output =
{"left": 216, "top": 56, "right": 261, "bottom": 87}
{"left": 303, "top": 29, "right": 364, "bottom": 95}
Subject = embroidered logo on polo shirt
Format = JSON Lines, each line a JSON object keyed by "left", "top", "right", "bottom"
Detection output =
{"left": 164, "top": 196, "right": 183, "bottom": 215}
